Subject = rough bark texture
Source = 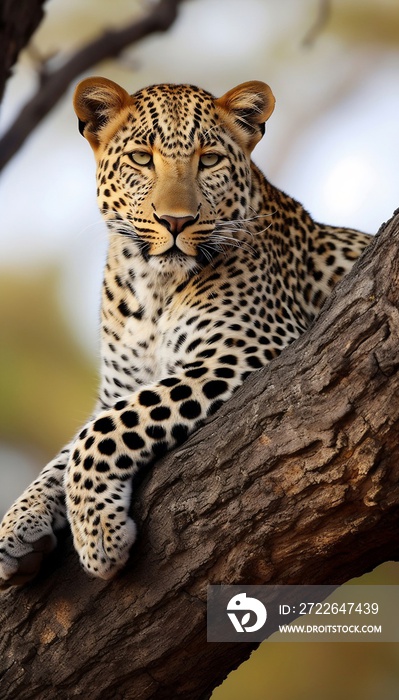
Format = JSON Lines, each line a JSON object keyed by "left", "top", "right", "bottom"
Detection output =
{"left": 1, "top": 211, "right": 399, "bottom": 699}
{"left": 0, "top": 0, "right": 48, "bottom": 102}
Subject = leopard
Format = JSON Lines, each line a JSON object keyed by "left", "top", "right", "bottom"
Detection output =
{"left": 0, "top": 77, "right": 371, "bottom": 586}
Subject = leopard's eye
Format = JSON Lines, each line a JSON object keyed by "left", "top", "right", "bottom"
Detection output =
{"left": 128, "top": 151, "right": 153, "bottom": 166}
{"left": 199, "top": 153, "right": 223, "bottom": 168}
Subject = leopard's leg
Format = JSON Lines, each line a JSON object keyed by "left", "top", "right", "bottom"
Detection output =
{"left": 0, "top": 444, "right": 74, "bottom": 587}
{"left": 0, "top": 392, "right": 114, "bottom": 587}
{"left": 65, "top": 365, "right": 240, "bottom": 579}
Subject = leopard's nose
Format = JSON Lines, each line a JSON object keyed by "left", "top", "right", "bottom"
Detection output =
{"left": 155, "top": 214, "right": 197, "bottom": 236}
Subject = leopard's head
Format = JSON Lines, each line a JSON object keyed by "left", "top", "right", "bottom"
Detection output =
{"left": 74, "top": 77, "right": 275, "bottom": 274}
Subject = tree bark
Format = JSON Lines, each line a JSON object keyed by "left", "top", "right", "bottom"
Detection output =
{"left": 0, "top": 0, "right": 48, "bottom": 102}
{"left": 1, "top": 210, "right": 399, "bottom": 699}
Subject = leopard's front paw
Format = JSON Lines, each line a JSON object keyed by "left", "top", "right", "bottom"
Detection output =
{"left": 65, "top": 412, "right": 140, "bottom": 579}
{"left": 66, "top": 462, "right": 137, "bottom": 578}
{"left": 67, "top": 498, "right": 137, "bottom": 580}
{"left": 0, "top": 502, "right": 58, "bottom": 588}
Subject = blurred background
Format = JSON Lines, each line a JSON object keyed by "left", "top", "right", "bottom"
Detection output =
{"left": 1, "top": 0, "right": 398, "bottom": 697}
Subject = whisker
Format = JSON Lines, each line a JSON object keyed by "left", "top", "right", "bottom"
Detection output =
{"left": 201, "top": 124, "right": 220, "bottom": 141}
{"left": 216, "top": 211, "right": 276, "bottom": 227}
{"left": 208, "top": 231, "right": 257, "bottom": 257}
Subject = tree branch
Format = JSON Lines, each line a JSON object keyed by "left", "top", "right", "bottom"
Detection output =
{"left": 302, "top": 0, "right": 331, "bottom": 46}
{"left": 0, "top": 0, "right": 185, "bottom": 172}
{"left": 0, "top": 209, "right": 399, "bottom": 698}
{"left": 0, "top": 0, "right": 48, "bottom": 102}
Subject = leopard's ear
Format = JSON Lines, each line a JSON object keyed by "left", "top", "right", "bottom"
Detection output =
{"left": 73, "top": 77, "right": 133, "bottom": 150}
{"left": 215, "top": 81, "right": 275, "bottom": 151}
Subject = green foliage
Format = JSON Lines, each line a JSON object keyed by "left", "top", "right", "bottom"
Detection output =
{"left": 0, "top": 267, "right": 97, "bottom": 458}
{"left": 330, "top": 0, "right": 399, "bottom": 46}
{"left": 213, "top": 627, "right": 399, "bottom": 700}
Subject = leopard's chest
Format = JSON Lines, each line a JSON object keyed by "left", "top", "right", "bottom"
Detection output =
{"left": 100, "top": 279, "right": 194, "bottom": 398}
{"left": 120, "top": 312, "right": 174, "bottom": 384}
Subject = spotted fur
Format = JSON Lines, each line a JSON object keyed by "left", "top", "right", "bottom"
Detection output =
{"left": 0, "top": 78, "right": 370, "bottom": 584}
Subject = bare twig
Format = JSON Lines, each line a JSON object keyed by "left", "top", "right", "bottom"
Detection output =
{"left": 0, "top": 0, "right": 185, "bottom": 172}
{"left": 302, "top": 0, "right": 331, "bottom": 47}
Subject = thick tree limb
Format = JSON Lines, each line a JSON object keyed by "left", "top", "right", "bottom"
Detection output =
{"left": 1, "top": 211, "right": 399, "bottom": 698}
{"left": 0, "top": 0, "right": 185, "bottom": 172}
{"left": 0, "top": 0, "right": 48, "bottom": 102}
